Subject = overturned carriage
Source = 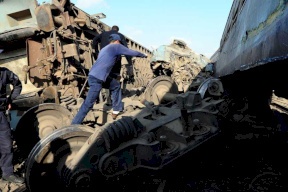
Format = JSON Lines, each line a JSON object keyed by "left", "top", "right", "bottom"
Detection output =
{"left": 210, "top": 0, "right": 288, "bottom": 128}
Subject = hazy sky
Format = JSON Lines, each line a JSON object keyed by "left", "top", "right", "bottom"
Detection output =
{"left": 37, "top": 0, "right": 233, "bottom": 58}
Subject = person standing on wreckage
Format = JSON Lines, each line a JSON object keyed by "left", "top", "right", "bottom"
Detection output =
{"left": 93, "top": 25, "right": 133, "bottom": 105}
{"left": 71, "top": 34, "right": 147, "bottom": 124}
{"left": 0, "top": 48, "right": 24, "bottom": 184}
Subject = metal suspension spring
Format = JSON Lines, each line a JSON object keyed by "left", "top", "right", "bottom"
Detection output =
{"left": 102, "top": 117, "right": 144, "bottom": 152}
{"left": 60, "top": 94, "right": 76, "bottom": 107}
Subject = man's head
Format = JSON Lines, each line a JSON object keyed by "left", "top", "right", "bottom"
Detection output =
{"left": 109, "top": 34, "right": 122, "bottom": 44}
{"left": 111, "top": 25, "right": 119, "bottom": 32}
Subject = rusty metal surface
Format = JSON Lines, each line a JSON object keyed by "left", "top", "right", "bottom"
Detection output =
{"left": 143, "top": 76, "right": 179, "bottom": 105}
{"left": 25, "top": 125, "right": 94, "bottom": 192}
{"left": 24, "top": 91, "right": 222, "bottom": 191}
{"left": 2, "top": 0, "right": 288, "bottom": 191}
{"left": 150, "top": 39, "right": 209, "bottom": 92}
{"left": 0, "top": 0, "right": 152, "bottom": 103}
{"left": 215, "top": 0, "right": 288, "bottom": 77}
{"left": 13, "top": 103, "right": 73, "bottom": 159}
{"left": 8, "top": 130, "right": 288, "bottom": 192}
{"left": 0, "top": 0, "right": 154, "bottom": 158}
{"left": 0, "top": 1, "right": 167, "bottom": 190}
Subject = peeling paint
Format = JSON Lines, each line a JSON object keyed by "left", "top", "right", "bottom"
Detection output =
{"left": 242, "top": 0, "right": 288, "bottom": 42}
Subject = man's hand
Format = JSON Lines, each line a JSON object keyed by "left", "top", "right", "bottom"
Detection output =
{"left": 7, "top": 103, "right": 11, "bottom": 110}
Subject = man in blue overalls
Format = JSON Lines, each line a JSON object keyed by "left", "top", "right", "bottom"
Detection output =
{"left": 0, "top": 49, "right": 24, "bottom": 184}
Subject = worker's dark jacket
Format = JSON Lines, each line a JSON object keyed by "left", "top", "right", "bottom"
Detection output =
{"left": 0, "top": 67, "right": 22, "bottom": 111}
{"left": 93, "top": 30, "right": 128, "bottom": 51}
{"left": 93, "top": 30, "right": 132, "bottom": 77}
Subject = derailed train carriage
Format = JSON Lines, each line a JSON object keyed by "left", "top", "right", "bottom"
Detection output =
{"left": 210, "top": 0, "right": 288, "bottom": 129}
{"left": 0, "top": 0, "right": 207, "bottom": 162}
{"left": 0, "top": 0, "right": 155, "bottom": 157}
{"left": 24, "top": 0, "right": 288, "bottom": 191}
{"left": 3, "top": 0, "right": 288, "bottom": 191}
{"left": 0, "top": 0, "right": 212, "bottom": 191}
{"left": 0, "top": 0, "right": 153, "bottom": 190}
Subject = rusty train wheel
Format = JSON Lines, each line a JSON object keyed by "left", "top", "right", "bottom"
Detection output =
{"left": 25, "top": 125, "right": 93, "bottom": 192}
{"left": 144, "top": 75, "right": 178, "bottom": 105}
{"left": 14, "top": 103, "right": 73, "bottom": 159}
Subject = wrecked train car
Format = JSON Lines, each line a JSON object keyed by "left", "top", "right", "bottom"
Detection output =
{"left": 5, "top": 0, "right": 288, "bottom": 191}
{"left": 198, "top": 1, "right": 288, "bottom": 190}
{"left": 209, "top": 0, "right": 288, "bottom": 128}
{"left": 23, "top": 0, "right": 288, "bottom": 191}
{"left": 22, "top": 4, "right": 224, "bottom": 192}
{"left": 143, "top": 39, "right": 211, "bottom": 106}
{"left": 0, "top": 0, "right": 154, "bottom": 158}
{"left": 25, "top": 86, "right": 223, "bottom": 192}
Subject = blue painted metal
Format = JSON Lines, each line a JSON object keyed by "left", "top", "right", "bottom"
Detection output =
{"left": 215, "top": 0, "right": 288, "bottom": 77}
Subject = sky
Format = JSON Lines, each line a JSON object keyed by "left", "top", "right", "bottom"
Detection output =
{"left": 37, "top": 0, "right": 233, "bottom": 58}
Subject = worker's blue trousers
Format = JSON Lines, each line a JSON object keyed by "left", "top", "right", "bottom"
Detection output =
{"left": 71, "top": 75, "right": 122, "bottom": 124}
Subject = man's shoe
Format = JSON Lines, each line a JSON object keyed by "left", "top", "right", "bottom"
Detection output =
{"left": 2, "top": 174, "right": 24, "bottom": 184}
{"left": 111, "top": 113, "right": 118, "bottom": 120}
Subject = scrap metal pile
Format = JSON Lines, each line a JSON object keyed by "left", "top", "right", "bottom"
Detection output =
{"left": 150, "top": 39, "right": 210, "bottom": 93}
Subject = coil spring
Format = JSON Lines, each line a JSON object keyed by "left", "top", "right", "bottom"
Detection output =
{"left": 102, "top": 116, "right": 144, "bottom": 152}
{"left": 60, "top": 94, "right": 76, "bottom": 107}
